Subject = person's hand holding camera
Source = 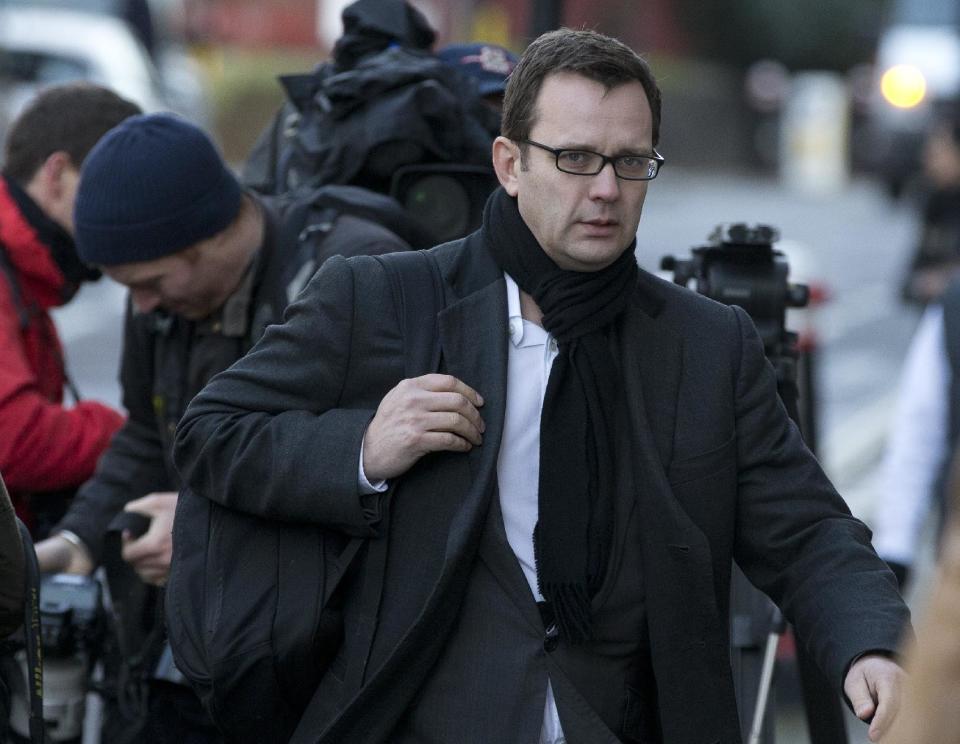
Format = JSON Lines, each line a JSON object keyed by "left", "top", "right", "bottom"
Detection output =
{"left": 34, "top": 533, "right": 94, "bottom": 576}
{"left": 121, "top": 492, "right": 177, "bottom": 586}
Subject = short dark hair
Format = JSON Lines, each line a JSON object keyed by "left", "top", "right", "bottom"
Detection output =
{"left": 501, "top": 28, "right": 662, "bottom": 147}
{"left": 2, "top": 82, "right": 142, "bottom": 185}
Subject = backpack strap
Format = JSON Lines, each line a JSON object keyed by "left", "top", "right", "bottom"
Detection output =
{"left": 291, "top": 250, "right": 444, "bottom": 742}
{"left": 374, "top": 249, "right": 444, "bottom": 377}
{"left": 349, "top": 250, "right": 443, "bottom": 687}
{"left": 308, "top": 251, "right": 444, "bottom": 605}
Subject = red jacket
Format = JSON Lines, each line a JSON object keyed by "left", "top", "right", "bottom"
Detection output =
{"left": 0, "top": 176, "right": 124, "bottom": 524}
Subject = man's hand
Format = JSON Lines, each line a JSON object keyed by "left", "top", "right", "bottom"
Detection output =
{"left": 362, "top": 374, "right": 485, "bottom": 482}
{"left": 121, "top": 492, "right": 178, "bottom": 586}
{"left": 34, "top": 534, "right": 94, "bottom": 575}
{"left": 843, "top": 653, "right": 906, "bottom": 741}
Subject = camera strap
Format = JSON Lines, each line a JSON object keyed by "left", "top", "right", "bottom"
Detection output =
{"left": 15, "top": 520, "right": 46, "bottom": 744}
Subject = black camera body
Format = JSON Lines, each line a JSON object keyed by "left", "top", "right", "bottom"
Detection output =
{"left": 661, "top": 223, "right": 809, "bottom": 356}
{"left": 37, "top": 574, "right": 103, "bottom": 660}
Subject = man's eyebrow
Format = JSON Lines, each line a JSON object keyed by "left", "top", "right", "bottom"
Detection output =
{"left": 556, "top": 142, "right": 653, "bottom": 156}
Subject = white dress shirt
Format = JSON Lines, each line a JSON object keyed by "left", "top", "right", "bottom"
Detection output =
{"left": 873, "top": 305, "right": 949, "bottom": 564}
{"left": 497, "top": 273, "right": 565, "bottom": 744}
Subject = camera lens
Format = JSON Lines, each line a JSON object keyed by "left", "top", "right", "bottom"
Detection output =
{"left": 403, "top": 174, "right": 471, "bottom": 243}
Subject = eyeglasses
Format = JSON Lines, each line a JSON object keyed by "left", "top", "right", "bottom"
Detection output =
{"left": 519, "top": 139, "right": 664, "bottom": 181}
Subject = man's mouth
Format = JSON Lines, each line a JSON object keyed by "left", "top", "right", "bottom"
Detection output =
{"left": 579, "top": 218, "right": 619, "bottom": 236}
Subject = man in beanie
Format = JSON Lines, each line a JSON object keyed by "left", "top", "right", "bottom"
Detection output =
{"left": 34, "top": 112, "right": 415, "bottom": 741}
{"left": 0, "top": 83, "right": 138, "bottom": 539}
{"left": 175, "top": 28, "right": 909, "bottom": 743}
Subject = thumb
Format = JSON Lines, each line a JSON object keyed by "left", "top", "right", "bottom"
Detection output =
{"left": 846, "top": 676, "right": 877, "bottom": 722}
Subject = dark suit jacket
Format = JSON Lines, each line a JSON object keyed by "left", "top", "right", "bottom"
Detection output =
{"left": 175, "top": 232, "right": 909, "bottom": 744}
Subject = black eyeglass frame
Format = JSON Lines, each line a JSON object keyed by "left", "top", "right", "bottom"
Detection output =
{"left": 519, "top": 139, "right": 665, "bottom": 181}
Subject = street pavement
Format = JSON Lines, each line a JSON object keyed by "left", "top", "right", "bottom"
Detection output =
{"left": 54, "top": 167, "right": 928, "bottom": 743}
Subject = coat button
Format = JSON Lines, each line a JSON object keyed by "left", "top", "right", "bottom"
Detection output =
{"left": 543, "top": 622, "right": 559, "bottom": 653}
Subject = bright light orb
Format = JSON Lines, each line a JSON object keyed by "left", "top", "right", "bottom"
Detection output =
{"left": 880, "top": 64, "right": 927, "bottom": 109}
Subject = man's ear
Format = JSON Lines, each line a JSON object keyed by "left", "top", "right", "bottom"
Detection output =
{"left": 38, "top": 151, "right": 73, "bottom": 197}
{"left": 492, "top": 136, "right": 521, "bottom": 197}
{"left": 24, "top": 151, "right": 77, "bottom": 228}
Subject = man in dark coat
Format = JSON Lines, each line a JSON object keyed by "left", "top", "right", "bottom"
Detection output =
{"left": 33, "top": 113, "right": 421, "bottom": 742}
{"left": 174, "top": 29, "right": 910, "bottom": 744}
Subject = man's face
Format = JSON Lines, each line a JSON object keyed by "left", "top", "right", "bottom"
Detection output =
{"left": 495, "top": 72, "right": 654, "bottom": 272}
{"left": 102, "top": 239, "right": 227, "bottom": 320}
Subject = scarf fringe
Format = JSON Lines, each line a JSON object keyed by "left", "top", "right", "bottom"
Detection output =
{"left": 544, "top": 582, "right": 594, "bottom": 645}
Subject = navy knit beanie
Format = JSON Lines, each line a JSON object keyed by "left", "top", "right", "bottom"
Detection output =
{"left": 74, "top": 113, "right": 242, "bottom": 266}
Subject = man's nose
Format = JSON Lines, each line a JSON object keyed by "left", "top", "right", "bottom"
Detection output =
{"left": 589, "top": 161, "right": 620, "bottom": 201}
{"left": 131, "top": 288, "right": 162, "bottom": 314}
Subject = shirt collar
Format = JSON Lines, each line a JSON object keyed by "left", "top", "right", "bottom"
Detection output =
{"left": 505, "top": 272, "right": 524, "bottom": 346}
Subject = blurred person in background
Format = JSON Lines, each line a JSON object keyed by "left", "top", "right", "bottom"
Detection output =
{"left": 0, "top": 473, "right": 25, "bottom": 639}
{"left": 884, "top": 444, "right": 960, "bottom": 744}
{"left": 874, "top": 273, "right": 960, "bottom": 589}
{"left": 436, "top": 41, "right": 518, "bottom": 114}
{"left": 901, "top": 109, "right": 960, "bottom": 305}
{"left": 0, "top": 83, "right": 138, "bottom": 539}
{"left": 33, "top": 111, "right": 419, "bottom": 742}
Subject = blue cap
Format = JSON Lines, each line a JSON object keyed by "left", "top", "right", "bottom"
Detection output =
{"left": 437, "top": 43, "right": 518, "bottom": 98}
{"left": 75, "top": 113, "right": 242, "bottom": 266}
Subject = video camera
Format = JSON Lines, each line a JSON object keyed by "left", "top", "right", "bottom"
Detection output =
{"left": 661, "top": 223, "right": 809, "bottom": 355}
{"left": 390, "top": 163, "right": 498, "bottom": 244}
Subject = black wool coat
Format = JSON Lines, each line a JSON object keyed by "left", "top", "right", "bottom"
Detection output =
{"left": 175, "top": 231, "right": 909, "bottom": 744}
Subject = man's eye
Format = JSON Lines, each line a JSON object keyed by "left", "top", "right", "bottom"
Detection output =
{"left": 619, "top": 156, "right": 643, "bottom": 168}
{"left": 558, "top": 151, "right": 595, "bottom": 169}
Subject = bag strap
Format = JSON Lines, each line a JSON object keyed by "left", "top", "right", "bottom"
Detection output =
{"left": 375, "top": 249, "right": 444, "bottom": 378}
{"left": 291, "top": 249, "right": 444, "bottom": 742}
{"left": 322, "top": 249, "right": 444, "bottom": 599}
{"left": 14, "top": 520, "right": 45, "bottom": 744}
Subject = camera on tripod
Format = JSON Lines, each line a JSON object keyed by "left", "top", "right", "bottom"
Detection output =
{"left": 661, "top": 223, "right": 809, "bottom": 356}
{"left": 3, "top": 574, "right": 104, "bottom": 743}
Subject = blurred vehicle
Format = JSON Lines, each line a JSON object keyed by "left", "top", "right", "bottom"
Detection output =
{"left": 865, "top": 0, "right": 960, "bottom": 197}
{"left": 0, "top": 1, "right": 210, "bottom": 164}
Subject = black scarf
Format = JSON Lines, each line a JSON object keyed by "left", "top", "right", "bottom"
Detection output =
{"left": 484, "top": 187, "right": 638, "bottom": 644}
{"left": 3, "top": 174, "right": 99, "bottom": 300}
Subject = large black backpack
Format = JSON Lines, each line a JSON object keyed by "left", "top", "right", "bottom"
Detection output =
{"left": 165, "top": 249, "right": 444, "bottom": 743}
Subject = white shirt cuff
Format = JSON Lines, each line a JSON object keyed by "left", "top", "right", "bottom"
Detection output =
{"left": 358, "top": 438, "right": 388, "bottom": 494}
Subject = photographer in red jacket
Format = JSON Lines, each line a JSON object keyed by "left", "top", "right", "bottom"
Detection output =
{"left": 0, "top": 83, "right": 139, "bottom": 537}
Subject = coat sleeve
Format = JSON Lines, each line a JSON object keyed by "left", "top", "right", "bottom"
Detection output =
{"left": 0, "top": 291, "right": 124, "bottom": 494}
{"left": 727, "top": 305, "right": 911, "bottom": 689}
{"left": 54, "top": 305, "right": 172, "bottom": 565}
{"left": 0, "top": 474, "right": 25, "bottom": 638}
{"left": 174, "top": 254, "right": 401, "bottom": 533}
